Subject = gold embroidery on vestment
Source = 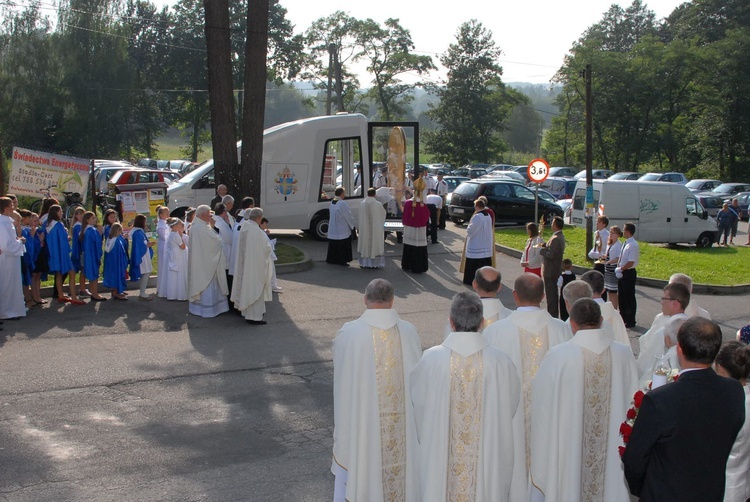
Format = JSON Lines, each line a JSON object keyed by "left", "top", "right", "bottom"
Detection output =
{"left": 581, "top": 348, "right": 611, "bottom": 502}
{"left": 372, "top": 326, "right": 407, "bottom": 501}
{"left": 519, "top": 326, "right": 549, "bottom": 471}
{"left": 447, "top": 351, "right": 483, "bottom": 502}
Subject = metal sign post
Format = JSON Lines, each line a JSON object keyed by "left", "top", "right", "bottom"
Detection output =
{"left": 527, "top": 158, "right": 550, "bottom": 225}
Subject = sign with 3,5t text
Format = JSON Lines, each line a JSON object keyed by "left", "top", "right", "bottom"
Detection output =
{"left": 527, "top": 158, "right": 550, "bottom": 183}
{"left": 9, "top": 147, "right": 90, "bottom": 203}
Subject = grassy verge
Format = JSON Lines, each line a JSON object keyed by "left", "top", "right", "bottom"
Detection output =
{"left": 494, "top": 226, "right": 749, "bottom": 285}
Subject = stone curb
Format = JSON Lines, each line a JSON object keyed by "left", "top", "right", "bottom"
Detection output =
{"left": 495, "top": 243, "right": 750, "bottom": 295}
{"left": 276, "top": 249, "right": 313, "bottom": 274}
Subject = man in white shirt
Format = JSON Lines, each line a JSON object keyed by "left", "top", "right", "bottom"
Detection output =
{"left": 616, "top": 222, "right": 640, "bottom": 328}
{"left": 326, "top": 187, "right": 356, "bottom": 266}
{"left": 425, "top": 191, "right": 443, "bottom": 244}
{"left": 411, "top": 291, "right": 520, "bottom": 501}
{"left": 636, "top": 282, "right": 690, "bottom": 380}
{"left": 483, "top": 273, "right": 571, "bottom": 501}
{"left": 531, "top": 298, "right": 639, "bottom": 502}
{"left": 581, "top": 270, "right": 631, "bottom": 348}
{"left": 435, "top": 173, "right": 449, "bottom": 229}
{"left": 332, "top": 279, "right": 421, "bottom": 502}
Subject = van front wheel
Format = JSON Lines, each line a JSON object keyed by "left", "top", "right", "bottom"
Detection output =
{"left": 696, "top": 232, "right": 714, "bottom": 248}
{"left": 310, "top": 213, "right": 329, "bottom": 241}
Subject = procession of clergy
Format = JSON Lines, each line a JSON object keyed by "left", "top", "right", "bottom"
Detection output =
{"left": 333, "top": 268, "right": 748, "bottom": 501}
{"left": 186, "top": 199, "right": 276, "bottom": 324}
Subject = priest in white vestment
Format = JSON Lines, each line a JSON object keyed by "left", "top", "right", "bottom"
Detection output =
{"left": 357, "top": 188, "right": 387, "bottom": 269}
{"left": 531, "top": 298, "right": 639, "bottom": 502}
{"left": 332, "top": 279, "right": 421, "bottom": 502}
{"left": 636, "top": 282, "right": 691, "bottom": 379}
{"left": 668, "top": 273, "right": 711, "bottom": 320}
{"left": 231, "top": 208, "right": 273, "bottom": 325}
{"left": 187, "top": 205, "right": 229, "bottom": 318}
{"left": 0, "top": 197, "right": 26, "bottom": 320}
{"left": 474, "top": 266, "right": 512, "bottom": 328}
{"left": 482, "top": 273, "right": 570, "bottom": 501}
{"left": 581, "top": 270, "right": 631, "bottom": 348}
{"left": 412, "top": 291, "right": 520, "bottom": 501}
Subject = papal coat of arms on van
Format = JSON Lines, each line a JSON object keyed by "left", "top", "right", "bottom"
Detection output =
{"left": 274, "top": 166, "right": 298, "bottom": 201}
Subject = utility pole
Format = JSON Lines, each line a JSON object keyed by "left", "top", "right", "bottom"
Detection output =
{"left": 585, "top": 63, "right": 593, "bottom": 259}
{"left": 326, "top": 44, "right": 335, "bottom": 115}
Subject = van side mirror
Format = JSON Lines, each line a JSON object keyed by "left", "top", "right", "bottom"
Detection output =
{"left": 701, "top": 209, "right": 708, "bottom": 220}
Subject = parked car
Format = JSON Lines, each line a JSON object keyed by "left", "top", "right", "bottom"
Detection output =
{"left": 511, "top": 165, "right": 532, "bottom": 183}
{"left": 548, "top": 167, "right": 578, "bottom": 178}
{"left": 167, "top": 160, "right": 191, "bottom": 172}
{"left": 573, "top": 169, "right": 614, "bottom": 180}
{"left": 487, "top": 163, "right": 515, "bottom": 173}
{"left": 638, "top": 172, "right": 688, "bottom": 184}
{"left": 729, "top": 192, "right": 750, "bottom": 220}
{"left": 535, "top": 177, "right": 578, "bottom": 199}
{"left": 608, "top": 171, "right": 641, "bottom": 181}
{"left": 685, "top": 179, "right": 723, "bottom": 193}
{"left": 94, "top": 164, "right": 140, "bottom": 192}
{"left": 108, "top": 169, "right": 180, "bottom": 189}
{"left": 448, "top": 180, "right": 564, "bottom": 225}
{"left": 709, "top": 183, "right": 750, "bottom": 197}
{"left": 479, "top": 170, "right": 526, "bottom": 182}
{"left": 557, "top": 198, "right": 573, "bottom": 223}
{"left": 443, "top": 176, "right": 470, "bottom": 206}
{"left": 695, "top": 194, "right": 725, "bottom": 218}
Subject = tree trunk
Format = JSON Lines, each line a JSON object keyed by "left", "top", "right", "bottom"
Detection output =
{"left": 241, "top": 0, "right": 269, "bottom": 205}
{"left": 204, "top": 0, "right": 239, "bottom": 197}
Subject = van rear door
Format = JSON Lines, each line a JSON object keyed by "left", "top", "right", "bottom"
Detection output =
{"left": 638, "top": 184, "right": 674, "bottom": 242}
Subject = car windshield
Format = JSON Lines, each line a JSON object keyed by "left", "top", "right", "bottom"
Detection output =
{"left": 712, "top": 184, "right": 735, "bottom": 194}
{"left": 453, "top": 182, "right": 480, "bottom": 199}
{"left": 610, "top": 173, "right": 633, "bottom": 180}
{"left": 513, "top": 185, "right": 536, "bottom": 200}
{"left": 685, "top": 180, "right": 705, "bottom": 189}
{"left": 178, "top": 160, "right": 212, "bottom": 183}
{"left": 639, "top": 174, "right": 660, "bottom": 181}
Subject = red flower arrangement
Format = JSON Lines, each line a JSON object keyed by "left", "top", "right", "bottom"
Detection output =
{"left": 619, "top": 373, "right": 679, "bottom": 457}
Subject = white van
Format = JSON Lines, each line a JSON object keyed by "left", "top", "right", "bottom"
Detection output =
{"left": 167, "top": 114, "right": 419, "bottom": 240}
{"left": 570, "top": 179, "right": 720, "bottom": 247}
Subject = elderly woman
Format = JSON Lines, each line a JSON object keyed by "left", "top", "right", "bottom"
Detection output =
{"left": 716, "top": 203, "right": 736, "bottom": 246}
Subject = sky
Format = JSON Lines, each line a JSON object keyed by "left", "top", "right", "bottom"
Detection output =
{"left": 158, "top": 0, "right": 686, "bottom": 85}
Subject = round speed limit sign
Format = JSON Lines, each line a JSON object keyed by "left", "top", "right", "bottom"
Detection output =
{"left": 527, "top": 158, "right": 550, "bottom": 183}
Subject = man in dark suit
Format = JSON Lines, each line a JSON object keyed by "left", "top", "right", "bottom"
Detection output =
{"left": 539, "top": 216, "right": 566, "bottom": 317}
{"left": 623, "top": 317, "right": 746, "bottom": 501}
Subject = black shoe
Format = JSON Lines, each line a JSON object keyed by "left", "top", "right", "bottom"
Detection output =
{"left": 91, "top": 297, "right": 108, "bottom": 302}
{"left": 246, "top": 319, "right": 267, "bottom": 325}
{"left": 431, "top": 241, "right": 438, "bottom": 244}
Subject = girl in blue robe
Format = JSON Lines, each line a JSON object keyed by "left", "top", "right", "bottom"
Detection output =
{"left": 129, "top": 214, "right": 154, "bottom": 300}
{"left": 81, "top": 211, "right": 106, "bottom": 301}
{"left": 30, "top": 213, "right": 47, "bottom": 304}
{"left": 103, "top": 223, "right": 128, "bottom": 300}
{"left": 45, "top": 205, "right": 84, "bottom": 304}
{"left": 69, "top": 207, "right": 88, "bottom": 296}
{"left": 18, "top": 210, "right": 39, "bottom": 306}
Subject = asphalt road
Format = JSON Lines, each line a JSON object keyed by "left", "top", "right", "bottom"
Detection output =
{"left": 0, "top": 224, "right": 747, "bottom": 501}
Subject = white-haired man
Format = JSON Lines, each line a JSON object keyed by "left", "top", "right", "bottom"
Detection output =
{"left": 332, "top": 279, "right": 421, "bottom": 501}
{"left": 187, "top": 205, "right": 229, "bottom": 318}
{"left": 412, "top": 291, "right": 520, "bottom": 501}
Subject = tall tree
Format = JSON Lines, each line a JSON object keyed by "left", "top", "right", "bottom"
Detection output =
{"left": 203, "top": 0, "right": 239, "bottom": 193}
{"left": 355, "top": 18, "right": 435, "bottom": 120}
{"left": 424, "top": 20, "right": 518, "bottom": 165}
{"left": 240, "top": 0, "right": 269, "bottom": 204}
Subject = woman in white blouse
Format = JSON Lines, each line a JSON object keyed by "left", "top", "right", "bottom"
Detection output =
{"left": 715, "top": 340, "right": 750, "bottom": 502}
{"left": 520, "top": 222, "right": 543, "bottom": 277}
{"left": 602, "top": 225, "right": 623, "bottom": 309}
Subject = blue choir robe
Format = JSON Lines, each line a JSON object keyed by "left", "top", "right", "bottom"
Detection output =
{"left": 129, "top": 228, "right": 152, "bottom": 282}
{"left": 104, "top": 224, "right": 112, "bottom": 240}
{"left": 46, "top": 221, "right": 73, "bottom": 274}
{"left": 103, "top": 236, "right": 128, "bottom": 294}
{"left": 21, "top": 227, "right": 38, "bottom": 286}
{"left": 70, "top": 222, "right": 83, "bottom": 273}
{"left": 83, "top": 226, "right": 103, "bottom": 281}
